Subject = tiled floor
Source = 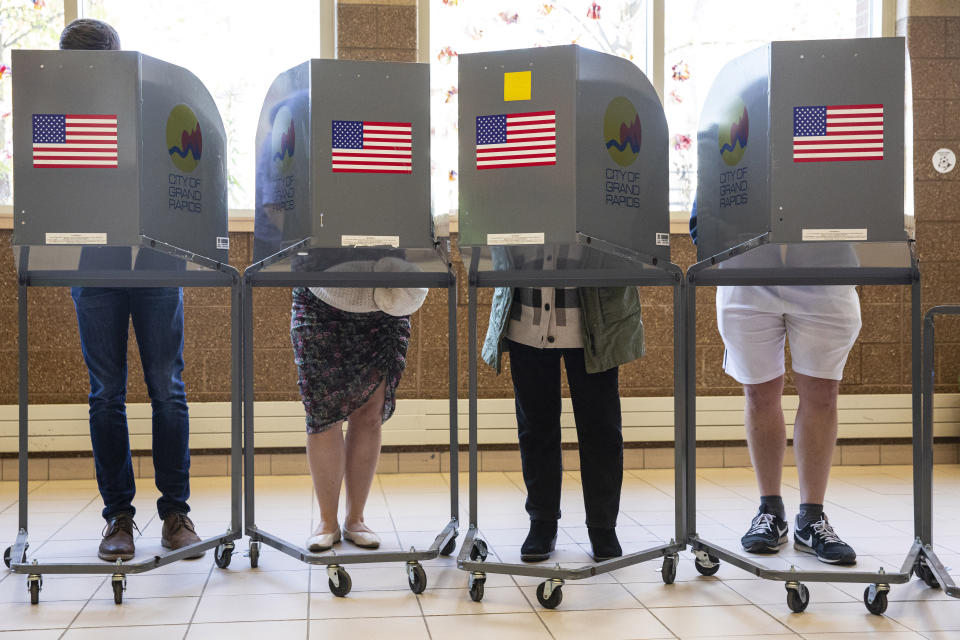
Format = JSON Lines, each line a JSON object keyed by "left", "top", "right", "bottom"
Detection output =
{"left": 0, "top": 465, "right": 958, "bottom": 639}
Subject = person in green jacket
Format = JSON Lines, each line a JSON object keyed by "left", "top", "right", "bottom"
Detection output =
{"left": 482, "top": 245, "right": 644, "bottom": 562}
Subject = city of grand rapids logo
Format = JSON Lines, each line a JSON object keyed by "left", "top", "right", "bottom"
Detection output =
{"left": 603, "top": 96, "right": 641, "bottom": 167}
{"left": 272, "top": 106, "right": 295, "bottom": 172}
{"left": 719, "top": 99, "right": 748, "bottom": 166}
{"left": 166, "top": 104, "right": 202, "bottom": 172}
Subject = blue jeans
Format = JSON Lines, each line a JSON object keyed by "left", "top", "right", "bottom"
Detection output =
{"left": 71, "top": 286, "right": 191, "bottom": 520}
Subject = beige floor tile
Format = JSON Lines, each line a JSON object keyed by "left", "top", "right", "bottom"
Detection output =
{"left": 202, "top": 568, "right": 309, "bottom": 596}
{"left": 883, "top": 599, "right": 960, "bottom": 632}
{"left": 425, "top": 613, "right": 551, "bottom": 639}
{"left": 0, "top": 575, "right": 104, "bottom": 603}
{"left": 800, "top": 633, "right": 927, "bottom": 640}
{"left": 0, "top": 601, "right": 85, "bottom": 632}
{"left": 518, "top": 582, "right": 641, "bottom": 611}
{"left": 309, "top": 616, "right": 430, "bottom": 639}
{"left": 309, "top": 589, "right": 422, "bottom": 619}
{"left": 64, "top": 625, "right": 189, "bottom": 639}
{"left": 773, "top": 601, "right": 912, "bottom": 634}
{"left": 0, "top": 631, "right": 64, "bottom": 639}
{"left": 417, "top": 585, "right": 532, "bottom": 616}
{"left": 71, "top": 596, "right": 199, "bottom": 628}
{"left": 540, "top": 608, "right": 674, "bottom": 640}
{"left": 92, "top": 571, "right": 209, "bottom": 600}
{"left": 185, "top": 620, "right": 307, "bottom": 639}
{"left": 650, "top": 604, "right": 792, "bottom": 638}
{"left": 724, "top": 578, "right": 857, "bottom": 605}
{"left": 625, "top": 579, "right": 750, "bottom": 608}
{"left": 192, "top": 592, "right": 308, "bottom": 623}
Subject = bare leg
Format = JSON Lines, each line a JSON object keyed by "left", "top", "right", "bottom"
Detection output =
{"left": 343, "top": 381, "right": 386, "bottom": 531}
{"left": 792, "top": 372, "right": 839, "bottom": 504}
{"left": 307, "top": 425, "right": 345, "bottom": 535}
{"left": 743, "top": 376, "right": 787, "bottom": 496}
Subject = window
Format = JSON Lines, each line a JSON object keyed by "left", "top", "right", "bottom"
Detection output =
{"left": 429, "top": 0, "right": 649, "bottom": 222}
{"left": 83, "top": 0, "right": 322, "bottom": 211}
{"left": 0, "top": 0, "right": 67, "bottom": 205}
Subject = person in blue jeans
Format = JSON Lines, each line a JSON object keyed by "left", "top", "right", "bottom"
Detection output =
{"left": 62, "top": 19, "right": 202, "bottom": 562}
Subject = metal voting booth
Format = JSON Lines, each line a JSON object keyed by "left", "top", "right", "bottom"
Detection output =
{"left": 686, "top": 37, "right": 922, "bottom": 614}
{"left": 457, "top": 45, "right": 685, "bottom": 609}
{"left": 4, "top": 50, "right": 241, "bottom": 604}
{"left": 245, "top": 59, "right": 458, "bottom": 596}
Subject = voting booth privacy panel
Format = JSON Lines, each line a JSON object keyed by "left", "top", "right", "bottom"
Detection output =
{"left": 457, "top": 45, "right": 670, "bottom": 262}
{"left": 254, "top": 59, "right": 435, "bottom": 266}
{"left": 12, "top": 49, "right": 229, "bottom": 268}
{"left": 695, "top": 37, "right": 909, "bottom": 263}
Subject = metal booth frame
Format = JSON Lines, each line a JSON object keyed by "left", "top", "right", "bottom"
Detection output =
{"left": 458, "top": 235, "right": 687, "bottom": 610}
{"left": 683, "top": 237, "right": 925, "bottom": 615}
{"left": 241, "top": 242, "right": 460, "bottom": 597}
{"left": 915, "top": 305, "right": 960, "bottom": 598}
{"left": 3, "top": 242, "right": 244, "bottom": 605}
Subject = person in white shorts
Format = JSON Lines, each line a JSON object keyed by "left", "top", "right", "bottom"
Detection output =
{"left": 719, "top": 282, "right": 861, "bottom": 564}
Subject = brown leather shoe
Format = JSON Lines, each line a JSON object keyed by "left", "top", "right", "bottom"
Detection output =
{"left": 99, "top": 514, "right": 137, "bottom": 562}
{"left": 161, "top": 512, "right": 204, "bottom": 559}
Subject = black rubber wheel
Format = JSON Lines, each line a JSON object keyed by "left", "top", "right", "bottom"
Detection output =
{"left": 469, "top": 539, "right": 488, "bottom": 562}
{"left": 661, "top": 554, "right": 678, "bottom": 585}
{"left": 468, "top": 578, "right": 485, "bottom": 602}
{"left": 695, "top": 554, "right": 720, "bottom": 576}
{"left": 408, "top": 564, "right": 427, "bottom": 594}
{"left": 440, "top": 536, "right": 458, "bottom": 556}
{"left": 864, "top": 586, "right": 888, "bottom": 615}
{"left": 915, "top": 560, "right": 940, "bottom": 589}
{"left": 249, "top": 542, "right": 260, "bottom": 569}
{"left": 536, "top": 582, "right": 563, "bottom": 609}
{"left": 29, "top": 579, "right": 40, "bottom": 605}
{"left": 112, "top": 580, "right": 123, "bottom": 605}
{"left": 2, "top": 546, "right": 10, "bottom": 569}
{"left": 786, "top": 584, "right": 810, "bottom": 613}
{"left": 328, "top": 568, "right": 352, "bottom": 597}
{"left": 214, "top": 543, "right": 233, "bottom": 569}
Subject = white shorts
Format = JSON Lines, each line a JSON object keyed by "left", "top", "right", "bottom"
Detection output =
{"left": 716, "top": 285, "right": 861, "bottom": 385}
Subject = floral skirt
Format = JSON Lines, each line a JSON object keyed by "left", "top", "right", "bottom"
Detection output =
{"left": 290, "top": 287, "right": 410, "bottom": 433}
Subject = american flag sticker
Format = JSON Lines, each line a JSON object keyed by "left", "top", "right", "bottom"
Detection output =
{"left": 32, "top": 114, "right": 118, "bottom": 168}
{"left": 793, "top": 104, "right": 883, "bottom": 162}
{"left": 476, "top": 110, "right": 556, "bottom": 170}
{"left": 331, "top": 120, "right": 412, "bottom": 173}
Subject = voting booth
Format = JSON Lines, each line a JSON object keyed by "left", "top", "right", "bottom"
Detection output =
{"left": 244, "top": 59, "right": 458, "bottom": 596}
{"left": 5, "top": 50, "right": 241, "bottom": 603}
{"left": 694, "top": 37, "right": 910, "bottom": 263}
{"left": 13, "top": 49, "right": 229, "bottom": 270}
{"left": 455, "top": 45, "right": 685, "bottom": 610}
{"left": 683, "top": 38, "right": 924, "bottom": 616}
{"left": 457, "top": 44, "right": 671, "bottom": 262}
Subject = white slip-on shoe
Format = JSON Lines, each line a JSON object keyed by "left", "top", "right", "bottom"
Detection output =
{"left": 343, "top": 526, "right": 381, "bottom": 549}
{"left": 306, "top": 527, "right": 342, "bottom": 552}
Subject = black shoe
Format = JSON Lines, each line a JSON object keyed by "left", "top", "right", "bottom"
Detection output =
{"left": 520, "top": 520, "right": 557, "bottom": 562}
{"left": 794, "top": 513, "right": 857, "bottom": 565}
{"left": 741, "top": 506, "right": 789, "bottom": 554}
{"left": 588, "top": 527, "right": 622, "bottom": 562}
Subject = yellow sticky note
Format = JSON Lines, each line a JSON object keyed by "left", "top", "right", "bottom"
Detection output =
{"left": 504, "top": 71, "right": 532, "bottom": 101}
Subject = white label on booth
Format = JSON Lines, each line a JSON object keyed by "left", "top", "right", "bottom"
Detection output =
{"left": 341, "top": 235, "right": 400, "bottom": 248}
{"left": 487, "top": 233, "right": 545, "bottom": 245}
{"left": 656, "top": 233, "right": 670, "bottom": 246}
{"left": 216, "top": 237, "right": 230, "bottom": 250}
{"left": 45, "top": 233, "right": 107, "bottom": 245}
{"left": 801, "top": 228, "right": 867, "bottom": 242}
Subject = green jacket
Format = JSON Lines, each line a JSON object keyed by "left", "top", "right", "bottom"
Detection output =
{"left": 481, "top": 259, "right": 645, "bottom": 375}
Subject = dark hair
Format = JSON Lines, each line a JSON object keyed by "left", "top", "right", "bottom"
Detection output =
{"left": 59, "top": 19, "right": 121, "bottom": 51}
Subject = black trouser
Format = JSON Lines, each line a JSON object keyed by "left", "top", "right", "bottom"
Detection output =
{"left": 506, "top": 339, "right": 623, "bottom": 529}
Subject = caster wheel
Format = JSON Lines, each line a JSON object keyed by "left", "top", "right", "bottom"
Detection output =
{"left": 661, "top": 554, "right": 678, "bottom": 585}
{"left": 536, "top": 582, "right": 563, "bottom": 609}
{"left": 695, "top": 554, "right": 720, "bottom": 576}
{"left": 328, "top": 568, "right": 352, "bottom": 597}
{"left": 249, "top": 541, "right": 260, "bottom": 569}
{"left": 914, "top": 559, "right": 940, "bottom": 589}
{"left": 214, "top": 543, "right": 233, "bottom": 569}
{"left": 468, "top": 576, "right": 485, "bottom": 602}
{"left": 864, "top": 585, "right": 888, "bottom": 615}
{"left": 786, "top": 583, "right": 810, "bottom": 613}
{"left": 111, "top": 578, "right": 125, "bottom": 605}
{"left": 408, "top": 563, "right": 427, "bottom": 594}
{"left": 3, "top": 546, "right": 10, "bottom": 569}
{"left": 440, "top": 535, "right": 458, "bottom": 556}
{"left": 469, "top": 539, "right": 488, "bottom": 562}
{"left": 28, "top": 578, "right": 40, "bottom": 605}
